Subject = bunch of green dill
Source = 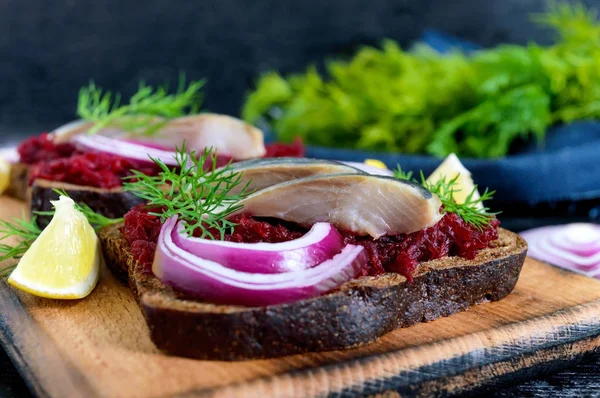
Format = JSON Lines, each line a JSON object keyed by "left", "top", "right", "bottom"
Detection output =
{"left": 242, "top": 2, "right": 600, "bottom": 158}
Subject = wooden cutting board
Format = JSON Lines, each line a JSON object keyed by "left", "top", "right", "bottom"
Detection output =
{"left": 2, "top": 195, "right": 600, "bottom": 398}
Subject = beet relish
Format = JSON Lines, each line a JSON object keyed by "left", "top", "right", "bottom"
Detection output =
{"left": 264, "top": 138, "right": 305, "bottom": 158}
{"left": 122, "top": 205, "right": 499, "bottom": 280}
{"left": 123, "top": 205, "right": 165, "bottom": 269}
{"left": 343, "top": 213, "right": 499, "bottom": 281}
{"left": 29, "top": 152, "right": 163, "bottom": 189}
{"left": 19, "top": 133, "right": 306, "bottom": 189}
{"left": 18, "top": 133, "right": 78, "bottom": 164}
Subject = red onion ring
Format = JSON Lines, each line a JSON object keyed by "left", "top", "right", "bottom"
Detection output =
{"left": 153, "top": 216, "right": 367, "bottom": 306}
{"left": 520, "top": 223, "right": 600, "bottom": 277}
{"left": 121, "top": 139, "right": 175, "bottom": 151}
{"left": 172, "top": 221, "right": 344, "bottom": 274}
{"left": 72, "top": 134, "right": 179, "bottom": 166}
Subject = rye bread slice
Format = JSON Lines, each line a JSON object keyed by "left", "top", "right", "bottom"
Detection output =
{"left": 98, "top": 224, "right": 527, "bottom": 361}
{"left": 30, "top": 179, "right": 145, "bottom": 229}
{"left": 6, "top": 163, "right": 29, "bottom": 201}
{"left": 5, "top": 162, "right": 145, "bottom": 228}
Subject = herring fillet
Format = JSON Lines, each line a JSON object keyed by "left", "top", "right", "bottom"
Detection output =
{"left": 158, "top": 114, "right": 265, "bottom": 159}
{"left": 224, "top": 157, "right": 364, "bottom": 194}
{"left": 233, "top": 174, "right": 443, "bottom": 238}
{"left": 51, "top": 114, "right": 266, "bottom": 159}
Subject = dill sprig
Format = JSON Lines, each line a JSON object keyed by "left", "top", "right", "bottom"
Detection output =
{"left": 393, "top": 166, "right": 414, "bottom": 182}
{"left": 394, "top": 167, "right": 498, "bottom": 229}
{"left": 123, "top": 144, "right": 250, "bottom": 240}
{"left": 422, "top": 173, "right": 499, "bottom": 230}
{"left": 0, "top": 214, "right": 42, "bottom": 279}
{"left": 77, "top": 74, "right": 205, "bottom": 136}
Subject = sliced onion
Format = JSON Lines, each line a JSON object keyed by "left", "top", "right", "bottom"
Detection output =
{"left": 520, "top": 223, "right": 600, "bottom": 276}
{"left": 72, "top": 134, "right": 179, "bottom": 166}
{"left": 340, "top": 161, "right": 394, "bottom": 176}
{"left": 153, "top": 216, "right": 367, "bottom": 306}
{"left": 172, "top": 221, "right": 344, "bottom": 274}
{"left": 121, "top": 139, "right": 174, "bottom": 151}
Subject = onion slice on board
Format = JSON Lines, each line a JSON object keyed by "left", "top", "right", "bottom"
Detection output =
{"left": 72, "top": 134, "right": 179, "bottom": 166}
{"left": 153, "top": 216, "right": 367, "bottom": 306}
{"left": 172, "top": 221, "right": 344, "bottom": 274}
{"left": 520, "top": 223, "right": 600, "bottom": 277}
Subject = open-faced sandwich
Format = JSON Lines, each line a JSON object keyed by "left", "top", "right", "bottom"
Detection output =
{"left": 3, "top": 80, "right": 304, "bottom": 226}
{"left": 0, "top": 112, "right": 527, "bottom": 361}
{"left": 88, "top": 148, "right": 527, "bottom": 361}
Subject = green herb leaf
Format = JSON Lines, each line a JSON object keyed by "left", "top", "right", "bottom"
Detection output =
{"left": 421, "top": 173, "right": 499, "bottom": 230}
{"left": 0, "top": 214, "right": 42, "bottom": 279}
{"left": 392, "top": 165, "right": 414, "bottom": 182}
{"left": 77, "top": 74, "right": 205, "bottom": 136}
{"left": 394, "top": 169, "right": 498, "bottom": 229}
{"left": 43, "top": 190, "right": 124, "bottom": 231}
{"left": 242, "top": 2, "right": 600, "bottom": 158}
{"left": 123, "top": 144, "right": 250, "bottom": 240}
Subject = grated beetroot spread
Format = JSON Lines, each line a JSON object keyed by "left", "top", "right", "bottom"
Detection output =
{"left": 18, "top": 133, "right": 78, "bottom": 164}
{"left": 29, "top": 152, "right": 163, "bottom": 189}
{"left": 19, "top": 133, "right": 305, "bottom": 189}
{"left": 343, "top": 213, "right": 499, "bottom": 281}
{"left": 264, "top": 138, "right": 305, "bottom": 158}
{"left": 123, "top": 205, "right": 165, "bottom": 268}
{"left": 122, "top": 205, "right": 499, "bottom": 280}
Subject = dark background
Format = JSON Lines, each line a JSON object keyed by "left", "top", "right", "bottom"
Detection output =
{"left": 0, "top": 0, "right": 596, "bottom": 141}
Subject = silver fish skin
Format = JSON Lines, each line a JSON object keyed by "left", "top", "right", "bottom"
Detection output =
{"left": 223, "top": 157, "right": 365, "bottom": 194}
{"left": 233, "top": 173, "right": 443, "bottom": 238}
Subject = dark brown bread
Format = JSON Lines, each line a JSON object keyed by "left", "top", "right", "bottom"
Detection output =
{"left": 6, "top": 161, "right": 144, "bottom": 228}
{"left": 29, "top": 179, "right": 145, "bottom": 228}
{"left": 6, "top": 163, "right": 29, "bottom": 201}
{"left": 99, "top": 224, "right": 527, "bottom": 361}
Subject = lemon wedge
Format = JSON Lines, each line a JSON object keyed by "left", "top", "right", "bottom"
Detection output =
{"left": 364, "top": 159, "right": 388, "bottom": 170}
{"left": 8, "top": 196, "right": 101, "bottom": 299}
{"left": 0, "top": 157, "right": 9, "bottom": 196}
{"left": 426, "top": 153, "right": 483, "bottom": 209}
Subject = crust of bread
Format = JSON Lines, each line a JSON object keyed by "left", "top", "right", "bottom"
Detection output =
{"left": 99, "top": 225, "right": 527, "bottom": 361}
{"left": 29, "top": 179, "right": 144, "bottom": 228}
{"left": 6, "top": 162, "right": 144, "bottom": 228}
{"left": 6, "top": 163, "right": 29, "bottom": 201}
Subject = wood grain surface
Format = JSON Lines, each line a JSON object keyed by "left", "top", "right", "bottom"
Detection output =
{"left": 1, "top": 196, "right": 600, "bottom": 398}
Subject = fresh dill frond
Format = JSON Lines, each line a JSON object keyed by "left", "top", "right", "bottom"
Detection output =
{"left": 77, "top": 74, "right": 205, "bottom": 136}
{"left": 420, "top": 172, "right": 499, "bottom": 230}
{"left": 243, "top": 2, "right": 600, "bottom": 158}
{"left": 393, "top": 165, "right": 414, "bottom": 182}
{"left": 0, "top": 214, "right": 42, "bottom": 279}
{"left": 394, "top": 168, "right": 498, "bottom": 229}
{"left": 123, "top": 144, "right": 250, "bottom": 240}
{"left": 534, "top": 1, "right": 600, "bottom": 44}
